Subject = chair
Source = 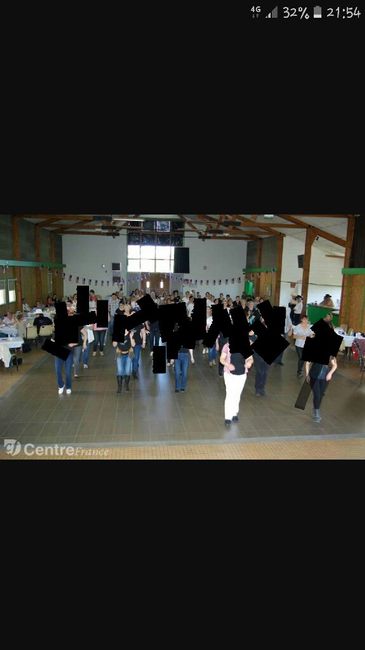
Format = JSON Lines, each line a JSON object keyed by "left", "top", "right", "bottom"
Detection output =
{"left": 9, "top": 352, "right": 23, "bottom": 371}
{"left": 39, "top": 324, "right": 54, "bottom": 338}
{"left": 25, "top": 324, "right": 39, "bottom": 347}
{"left": 353, "top": 340, "right": 365, "bottom": 386}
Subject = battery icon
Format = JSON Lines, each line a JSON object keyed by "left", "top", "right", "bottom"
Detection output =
{"left": 313, "top": 6, "right": 322, "bottom": 18}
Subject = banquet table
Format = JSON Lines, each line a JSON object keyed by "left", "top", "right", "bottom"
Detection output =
{"left": 0, "top": 337, "right": 24, "bottom": 368}
{"left": 0, "top": 325, "right": 18, "bottom": 337}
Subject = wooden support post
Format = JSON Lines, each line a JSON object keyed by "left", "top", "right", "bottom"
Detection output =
{"left": 339, "top": 216, "right": 356, "bottom": 327}
{"left": 255, "top": 239, "right": 263, "bottom": 295}
{"left": 12, "top": 216, "right": 22, "bottom": 310}
{"left": 301, "top": 226, "right": 316, "bottom": 309}
{"left": 274, "top": 235, "right": 284, "bottom": 305}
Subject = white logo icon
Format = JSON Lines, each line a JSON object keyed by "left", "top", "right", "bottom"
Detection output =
{"left": 4, "top": 439, "right": 22, "bottom": 456}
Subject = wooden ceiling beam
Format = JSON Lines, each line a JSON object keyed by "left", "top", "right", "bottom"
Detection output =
{"left": 280, "top": 214, "right": 347, "bottom": 247}
{"left": 232, "top": 215, "right": 285, "bottom": 237}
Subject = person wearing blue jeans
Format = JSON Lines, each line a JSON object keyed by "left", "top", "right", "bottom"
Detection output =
{"left": 208, "top": 344, "right": 217, "bottom": 367}
{"left": 174, "top": 347, "right": 190, "bottom": 392}
{"left": 55, "top": 352, "right": 73, "bottom": 395}
{"left": 93, "top": 328, "right": 107, "bottom": 356}
{"left": 253, "top": 350, "right": 270, "bottom": 396}
{"left": 131, "top": 322, "right": 146, "bottom": 378}
{"left": 113, "top": 330, "right": 135, "bottom": 393}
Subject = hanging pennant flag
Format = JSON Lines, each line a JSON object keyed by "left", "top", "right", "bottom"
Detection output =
{"left": 107, "top": 281, "right": 110, "bottom": 287}
{"left": 69, "top": 275, "right": 72, "bottom": 282}
{"left": 225, "top": 279, "right": 228, "bottom": 284}
{"left": 89, "top": 279, "right": 92, "bottom": 285}
{"left": 231, "top": 278, "right": 234, "bottom": 284}
{"left": 206, "top": 280, "right": 209, "bottom": 285}
{"left": 76, "top": 276, "right": 79, "bottom": 283}
{"left": 82, "top": 278, "right": 86, "bottom": 284}
{"left": 95, "top": 280, "right": 98, "bottom": 286}
{"left": 218, "top": 280, "right": 221, "bottom": 285}
{"left": 237, "top": 277, "right": 241, "bottom": 283}
{"left": 213, "top": 280, "right": 216, "bottom": 285}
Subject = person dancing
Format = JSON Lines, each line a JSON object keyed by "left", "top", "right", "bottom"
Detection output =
{"left": 220, "top": 342, "right": 253, "bottom": 426}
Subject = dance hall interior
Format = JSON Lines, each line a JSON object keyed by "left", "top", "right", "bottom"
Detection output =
{"left": 0, "top": 213, "right": 364, "bottom": 460}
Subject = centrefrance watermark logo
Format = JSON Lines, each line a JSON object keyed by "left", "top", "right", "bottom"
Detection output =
{"left": 3, "top": 439, "right": 110, "bottom": 458}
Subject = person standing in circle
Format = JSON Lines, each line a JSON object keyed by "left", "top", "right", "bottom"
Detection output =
{"left": 220, "top": 342, "right": 253, "bottom": 426}
{"left": 305, "top": 356, "right": 337, "bottom": 423}
{"left": 174, "top": 343, "right": 190, "bottom": 392}
{"left": 113, "top": 328, "right": 135, "bottom": 393}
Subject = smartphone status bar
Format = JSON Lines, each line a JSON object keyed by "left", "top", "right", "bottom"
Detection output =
{"left": 251, "top": 6, "right": 362, "bottom": 19}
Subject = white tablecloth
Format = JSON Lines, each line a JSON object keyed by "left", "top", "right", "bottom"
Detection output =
{"left": 0, "top": 338, "right": 24, "bottom": 368}
{"left": 0, "top": 326, "right": 18, "bottom": 337}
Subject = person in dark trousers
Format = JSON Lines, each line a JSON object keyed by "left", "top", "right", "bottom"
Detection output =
{"left": 174, "top": 344, "right": 190, "bottom": 392}
{"left": 33, "top": 310, "right": 52, "bottom": 335}
{"left": 253, "top": 350, "right": 270, "bottom": 397}
{"left": 305, "top": 356, "right": 337, "bottom": 422}
{"left": 131, "top": 321, "right": 146, "bottom": 378}
{"left": 293, "top": 314, "right": 314, "bottom": 377}
{"left": 148, "top": 319, "right": 161, "bottom": 357}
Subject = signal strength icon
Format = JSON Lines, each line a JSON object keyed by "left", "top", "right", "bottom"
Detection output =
{"left": 266, "top": 6, "right": 278, "bottom": 18}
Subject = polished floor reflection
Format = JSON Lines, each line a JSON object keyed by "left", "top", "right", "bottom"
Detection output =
{"left": 0, "top": 343, "right": 364, "bottom": 447}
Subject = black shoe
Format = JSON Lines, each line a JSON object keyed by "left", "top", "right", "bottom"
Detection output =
{"left": 175, "top": 389, "right": 180, "bottom": 392}
{"left": 224, "top": 419, "right": 231, "bottom": 426}
{"left": 232, "top": 416, "right": 239, "bottom": 422}
{"left": 180, "top": 388, "right": 185, "bottom": 392}
{"left": 125, "top": 376, "right": 130, "bottom": 391}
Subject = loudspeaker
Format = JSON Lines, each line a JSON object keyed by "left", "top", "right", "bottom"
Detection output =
{"left": 298, "top": 254, "right": 304, "bottom": 269}
{"left": 174, "top": 247, "right": 190, "bottom": 273}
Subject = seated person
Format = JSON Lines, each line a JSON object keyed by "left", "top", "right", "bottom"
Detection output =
{"left": 21, "top": 298, "right": 31, "bottom": 312}
{"left": 15, "top": 313, "right": 27, "bottom": 339}
{"left": 3, "top": 311, "right": 16, "bottom": 326}
{"left": 33, "top": 309, "right": 53, "bottom": 334}
{"left": 319, "top": 294, "right": 335, "bottom": 308}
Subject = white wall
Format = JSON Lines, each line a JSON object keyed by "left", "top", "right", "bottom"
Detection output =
{"left": 181, "top": 235, "right": 247, "bottom": 299}
{"left": 62, "top": 233, "right": 247, "bottom": 300}
{"left": 279, "top": 235, "right": 343, "bottom": 308}
{"left": 309, "top": 242, "right": 343, "bottom": 307}
{"left": 62, "top": 235, "right": 127, "bottom": 299}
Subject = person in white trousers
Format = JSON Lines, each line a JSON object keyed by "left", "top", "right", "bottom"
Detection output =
{"left": 220, "top": 342, "right": 254, "bottom": 426}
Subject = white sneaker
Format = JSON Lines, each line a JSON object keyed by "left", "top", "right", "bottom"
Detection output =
{"left": 83, "top": 364, "right": 88, "bottom": 369}
{"left": 66, "top": 389, "right": 72, "bottom": 395}
{"left": 92, "top": 351, "right": 97, "bottom": 357}
{"left": 150, "top": 351, "right": 153, "bottom": 358}
{"left": 74, "top": 374, "right": 79, "bottom": 378}
{"left": 58, "top": 386, "right": 65, "bottom": 395}
{"left": 100, "top": 351, "right": 104, "bottom": 356}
